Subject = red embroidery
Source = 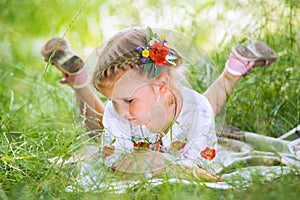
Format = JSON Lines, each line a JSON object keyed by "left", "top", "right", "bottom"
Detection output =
{"left": 200, "top": 147, "right": 216, "bottom": 160}
{"left": 134, "top": 142, "right": 150, "bottom": 150}
{"left": 170, "top": 141, "right": 186, "bottom": 150}
{"left": 103, "top": 145, "right": 115, "bottom": 157}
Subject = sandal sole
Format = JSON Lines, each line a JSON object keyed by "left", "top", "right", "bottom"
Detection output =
{"left": 232, "top": 41, "right": 277, "bottom": 63}
{"left": 41, "top": 37, "right": 85, "bottom": 75}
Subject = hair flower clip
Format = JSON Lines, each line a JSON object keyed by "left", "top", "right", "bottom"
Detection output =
{"left": 137, "top": 27, "right": 177, "bottom": 78}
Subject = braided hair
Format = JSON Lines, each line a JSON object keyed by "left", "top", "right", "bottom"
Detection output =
{"left": 92, "top": 27, "right": 183, "bottom": 91}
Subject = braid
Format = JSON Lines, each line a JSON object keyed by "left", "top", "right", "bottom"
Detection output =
{"left": 94, "top": 50, "right": 142, "bottom": 89}
{"left": 92, "top": 28, "right": 184, "bottom": 91}
{"left": 101, "top": 51, "right": 141, "bottom": 79}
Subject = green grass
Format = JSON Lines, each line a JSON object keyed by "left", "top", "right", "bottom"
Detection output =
{"left": 0, "top": 0, "right": 300, "bottom": 199}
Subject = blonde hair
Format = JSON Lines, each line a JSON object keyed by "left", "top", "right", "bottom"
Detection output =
{"left": 92, "top": 27, "right": 185, "bottom": 91}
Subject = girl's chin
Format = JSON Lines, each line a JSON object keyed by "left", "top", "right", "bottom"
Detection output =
{"left": 129, "top": 119, "right": 146, "bottom": 127}
{"left": 146, "top": 122, "right": 165, "bottom": 133}
{"left": 131, "top": 119, "right": 165, "bottom": 133}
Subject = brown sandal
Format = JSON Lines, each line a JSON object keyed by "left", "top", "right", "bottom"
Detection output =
{"left": 232, "top": 41, "right": 277, "bottom": 66}
{"left": 41, "top": 37, "right": 88, "bottom": 88}
{"left": 226, "top": 41, "right": 277, "bottom": 76}
{"left": 41, "top": 37, "right": 85, "bottom": 75}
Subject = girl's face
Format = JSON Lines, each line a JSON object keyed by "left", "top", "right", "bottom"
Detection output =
{"left": 100, "top": 69, "right": 171, "bottom": 133}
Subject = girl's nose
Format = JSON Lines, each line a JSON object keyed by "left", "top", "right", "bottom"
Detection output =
{"left": 115, "top": 103, "right": 130, "bottom": 118}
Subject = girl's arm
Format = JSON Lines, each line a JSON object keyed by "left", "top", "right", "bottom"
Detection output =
{"left": 41, "top": 38, "right": 105, "bottom": 134}
{"left": 115, "top": 150, "right": 218, "bottom": 180}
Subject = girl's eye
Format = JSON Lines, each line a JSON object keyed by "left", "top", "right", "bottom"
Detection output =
{"left": 124, "top": 99, "right": 134, "bottom": 104}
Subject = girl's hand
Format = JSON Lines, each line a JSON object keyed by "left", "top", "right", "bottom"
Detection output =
{"left": 185, "top": 166, "right": 219, "bottom": 181}
{"left": 115, "top": 150, "right": 167, "bottom": 176}
{"left": 115, "top": 150, "right": 219, "bottom": 181}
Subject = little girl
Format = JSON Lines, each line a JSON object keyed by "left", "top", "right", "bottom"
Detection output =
{"left": 41, "top": 27, "right": 277, "bottom": 179}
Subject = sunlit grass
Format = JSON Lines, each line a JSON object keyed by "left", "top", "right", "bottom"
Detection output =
{"left": 0, "top": 0, "right": 299, "bottom": 199}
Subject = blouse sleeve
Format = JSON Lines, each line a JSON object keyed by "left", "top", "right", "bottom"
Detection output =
{"left": 101, "top": 101, "right": 133, "bottom": 168}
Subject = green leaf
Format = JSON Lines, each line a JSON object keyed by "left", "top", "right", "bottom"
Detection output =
{"left": 146, "top": 26, "right": 153, "bottom": 41}
{"left": 150, "top": 66, "right": 156, "bottom": 78}
{"left": 143, "top": 62, "right": 153, "bottom": 72}
{"left": 154, "top": 66, "right": 162, "bottom": 77}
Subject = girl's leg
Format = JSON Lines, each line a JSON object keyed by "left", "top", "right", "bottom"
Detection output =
{"left": 203, "top": 70, "right": 241, "bottom": 116}
{"left": 204, "top": 62, "right": 264, "bottom": 116}
{"left": 204, "top": 41, "right": 277, "bottom": 116}
{"left": 244, "top": 131, "right": 290, "bottom": 153}
{"left": 41, "top": 37, "right": 105, "bottom": 136}
{"left": 74, "top": 85, "right": 104, "bottom": 137}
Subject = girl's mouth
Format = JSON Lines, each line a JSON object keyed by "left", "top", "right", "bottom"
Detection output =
{"left": 128, "top": 118, "right": 139, "bottom": 124}
{"left": 128, "top": 118, "right": 136, "bottom": 122}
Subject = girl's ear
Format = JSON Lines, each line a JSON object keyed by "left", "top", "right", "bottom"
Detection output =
{"left": 157, "top": 74, "right": 170, "bottom": 94}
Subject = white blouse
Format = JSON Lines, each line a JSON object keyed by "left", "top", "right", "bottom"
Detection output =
{"left": 101, "top": 86, "right": 217, "bottom": 172}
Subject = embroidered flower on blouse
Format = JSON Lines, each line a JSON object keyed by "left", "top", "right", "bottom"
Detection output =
{"left": 103, "top": 145, "right": 115, "bottom": 157}
{"left": 131, "top": 134, "right": 142, "bottom": 143}
{"left": 170, "top": 141, "right": 186, "bottom": 150}
{"left": 176, "top": 132, "right": 187, "bottom": 142}
{"left": 200, "top": 147, "right": 216, "bottom": 160}
{"left": 134, "top": 141, "right": 150, "bottom": 150}
{"left": 196, "top": 160, "right": 213, "bottom": 172}
{"left": 131, "top": 134, "right": 150, "bottom": 150}
{"left": 104, "top": 135, "right": 114, "bottom": 144}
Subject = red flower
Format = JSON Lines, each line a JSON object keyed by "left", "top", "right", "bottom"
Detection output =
{"left": 134, "top": 142, "right": 150, "bottom": 150}
{"left": 103, "top": 145, "right": 115, "bottom": 157}
{"left": 149, "top": 42, "right": 169, "bottom": 66}
{"left": 200, "top": 147, "right": 216, "bottom": 160}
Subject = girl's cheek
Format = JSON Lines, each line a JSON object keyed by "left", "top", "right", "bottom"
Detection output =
{"left": 129, "top": 103, "right": 137, "bottom": 115}
{"left": 130, "top": 102, "right": 144, "bottom": 117}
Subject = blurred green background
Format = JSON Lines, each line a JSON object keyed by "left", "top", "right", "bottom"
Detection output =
{"left": 0, "top": 0, "right": 299, "bottom": 199}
